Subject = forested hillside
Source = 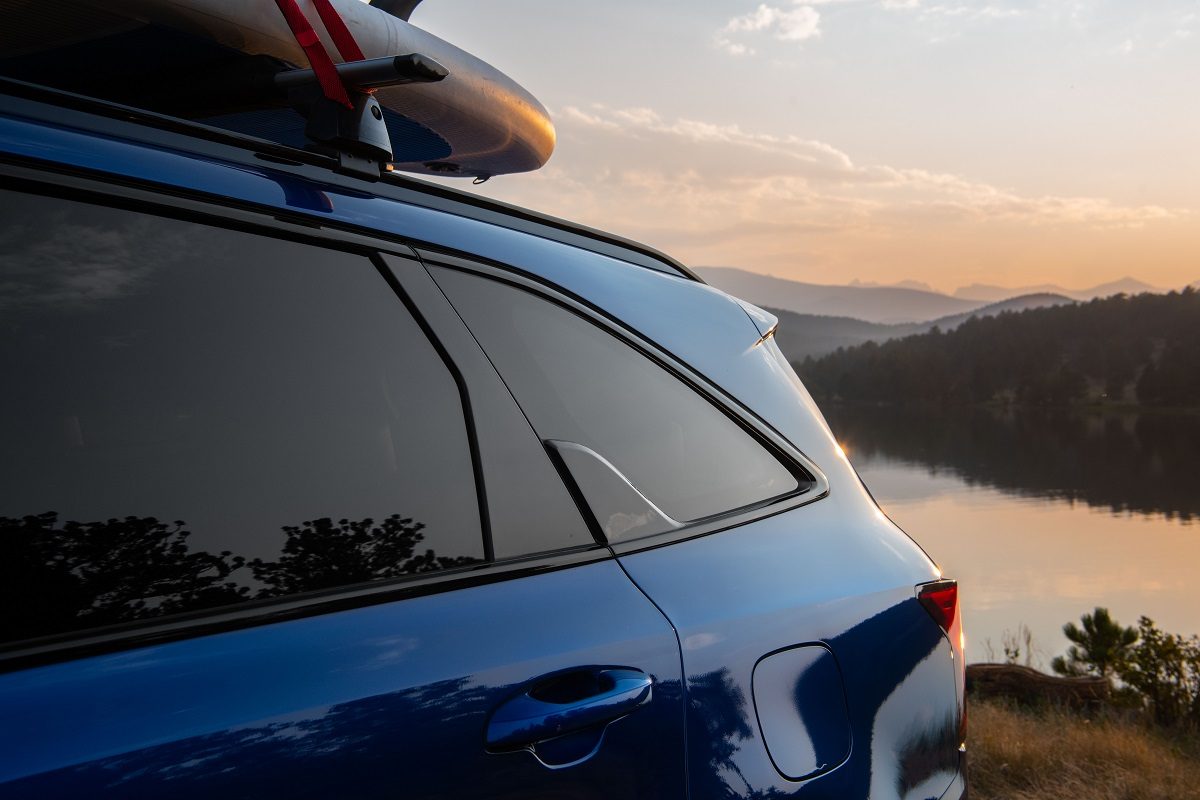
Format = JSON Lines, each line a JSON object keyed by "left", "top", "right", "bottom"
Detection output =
{"left": 796, "top": 289, "right": 1200, "bottom": 406}
{"left": 767, "top": 293, "right": 1071, "bottom": 360}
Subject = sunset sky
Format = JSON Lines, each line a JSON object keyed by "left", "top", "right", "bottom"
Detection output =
{"left": 412, "top": 0, "right": 1199, "bottom": 294}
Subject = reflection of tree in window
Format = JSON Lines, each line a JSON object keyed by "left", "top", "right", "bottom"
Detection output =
{"left": 250, "top": 515, "right": 478, "bottom": 597}
{"left": 0, "top": 512, "right": 247, "bottom": 642}
{"left": 0, "top": 512, "right": 479, "bottom": 645}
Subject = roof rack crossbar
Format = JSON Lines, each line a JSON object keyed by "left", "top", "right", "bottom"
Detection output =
{"left": 274, "top": 54, "right": 447, "bottom": 92}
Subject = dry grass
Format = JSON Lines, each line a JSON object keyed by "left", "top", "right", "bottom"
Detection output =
{"left": 968, "top": 699, "right": 1200, "bottom": 800}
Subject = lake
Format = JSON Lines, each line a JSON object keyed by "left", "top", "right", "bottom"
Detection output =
{"left": 822, "top": 406, "right": 1200, "bottom": 667}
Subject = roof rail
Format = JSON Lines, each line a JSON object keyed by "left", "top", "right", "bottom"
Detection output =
{"left": 0, "top": 77, "right": 700, "bottom": 282}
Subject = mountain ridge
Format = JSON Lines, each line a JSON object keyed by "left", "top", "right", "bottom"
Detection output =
{"left": 954, "top": 277, "right": 1163, "bottom": 303}
{"left": 767, "top": 293, "right": 1074, "bottom": 361}
{"left": 699, "top": 266, "right": 1180, "bottom": 323}
{"left": 697, "top": 267, "right": 984, "bottom": 324}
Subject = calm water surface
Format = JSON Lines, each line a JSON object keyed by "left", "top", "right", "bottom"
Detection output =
{"left": 824, "top": 407, "right": 1200, "bottom": 667}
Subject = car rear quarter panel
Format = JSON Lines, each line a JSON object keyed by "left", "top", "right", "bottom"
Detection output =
{"left": 617, "top": 503, "right": 961, "bottom": 799}
{"left": 510, "top": 251, "right": 963, "bottom": 797}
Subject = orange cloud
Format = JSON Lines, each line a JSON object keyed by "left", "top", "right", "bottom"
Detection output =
{"left": 464, "top": 104, "right": 1195, "bottom": 291}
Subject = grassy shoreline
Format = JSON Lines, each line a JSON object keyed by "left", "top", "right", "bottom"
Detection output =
{"left": 968, "top": 699, "right": 1200, "bottom": 799}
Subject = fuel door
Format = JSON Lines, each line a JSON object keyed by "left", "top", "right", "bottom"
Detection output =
{"left": 752, "top": 644, "right": 852, "bottom": 781}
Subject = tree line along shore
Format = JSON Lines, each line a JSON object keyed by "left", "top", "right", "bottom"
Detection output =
{"left": 796, "top": 288, "right": 1200, "bottom": 407}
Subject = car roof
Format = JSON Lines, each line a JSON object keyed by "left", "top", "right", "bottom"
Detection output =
{"left": 0, "top": 77, "right": 700, "bottom": 283}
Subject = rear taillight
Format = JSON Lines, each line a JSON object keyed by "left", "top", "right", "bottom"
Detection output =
{"left": 918, "top": 579, "right": 966, "bottom": 750}
{"left": 916, "top": 578, "right": 964, "bottom": 748}
{"left": 917, "top": 579, "right": 958, "bottom": 633}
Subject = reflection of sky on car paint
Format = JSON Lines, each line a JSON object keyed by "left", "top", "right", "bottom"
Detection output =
{"left": 853, "top": 454, "right": 1200, "bottom": 666}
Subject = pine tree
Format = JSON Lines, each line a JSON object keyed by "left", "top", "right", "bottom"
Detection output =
{"left": 1051, "top": 607, "right": 1138, "bottom": 679}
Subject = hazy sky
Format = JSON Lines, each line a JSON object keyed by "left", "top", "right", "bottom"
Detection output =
{"left": 411, "top": 1, "right": 1199, "bottom": 293}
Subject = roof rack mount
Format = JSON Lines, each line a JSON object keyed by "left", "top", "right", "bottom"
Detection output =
{"left": 274, "top": 54, "right": 448, "bottom": 179}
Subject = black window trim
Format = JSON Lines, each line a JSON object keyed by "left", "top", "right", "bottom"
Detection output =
{"left": 372, "top": 252, "right": 494, "bottom": 564}
{"left": 415, "top": 249, "right": 832, "bottom": 557}
{"left": 379, "top": 251, "right": 603, "bottom": 557}
{"left": 0, "top": 167, "right": 612, "bottom": 673}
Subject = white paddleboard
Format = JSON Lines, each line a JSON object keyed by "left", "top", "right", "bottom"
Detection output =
{"left": 3, "top": 0, "right": 556, "bottom": 177}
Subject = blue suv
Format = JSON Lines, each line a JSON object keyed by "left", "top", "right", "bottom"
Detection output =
{"left": 0, "top": 73, "right": 965, "bottom": 798}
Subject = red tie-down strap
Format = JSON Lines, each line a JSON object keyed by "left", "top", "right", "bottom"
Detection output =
{"left": 273, "top": 0, "right": 353, "bottom": 108}
{"left": 311, "top": 0, "right": 367, "bottom": 62}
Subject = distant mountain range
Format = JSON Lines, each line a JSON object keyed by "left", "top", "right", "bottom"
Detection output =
{"left": 952, "top": 277, "right": 1164, "bottom": 303}
{"left": 697, "top": 267, "right": 982, "bottom": 324}
{"left": 768, "top": 294, "right": 1074, "bottom": 361}
{"left": 698, "top": 266, "right": 1186, "bottom": 325}
{"left": 847, "top": 278, "right": 936, "bottom": 292}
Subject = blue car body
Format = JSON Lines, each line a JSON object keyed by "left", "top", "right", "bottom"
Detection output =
{"left": 0, "top": 80, "right": 965, "bottom": 799}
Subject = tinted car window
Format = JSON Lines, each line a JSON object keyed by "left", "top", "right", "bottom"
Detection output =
{"left": 431, "top": 267, "right": 799, "bottom": 524}
{"left": 0, "top": 191, "right": 483, "bottom": 646}
{"left": 377, "top": 254, "right": 596, "bottom": 559}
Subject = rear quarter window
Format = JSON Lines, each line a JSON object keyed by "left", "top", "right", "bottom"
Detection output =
{"left": 430, "top": 266, "right": 800, "bottom": 527}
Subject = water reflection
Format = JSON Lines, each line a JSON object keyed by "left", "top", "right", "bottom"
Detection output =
{"left": 825, "top": 406, "right": 1200, "bottom": 522}
{"left": 827, "top": 405, "right": 1200, "bottom": 666}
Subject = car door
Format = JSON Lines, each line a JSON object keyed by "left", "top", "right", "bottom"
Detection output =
{"left": 0, "top": 183, "right": 686, "bottom": 799}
